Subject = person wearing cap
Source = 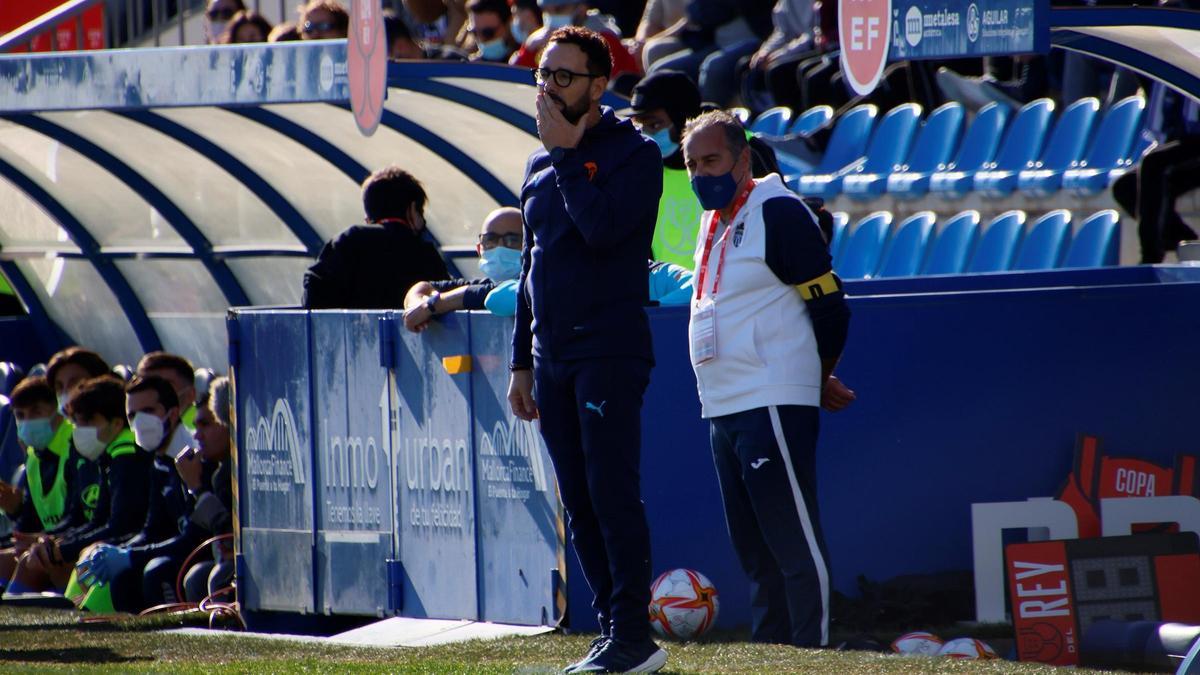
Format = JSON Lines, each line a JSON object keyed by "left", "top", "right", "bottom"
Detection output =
{"left": 510, "top": 1, "right": 641, "bottom": 84}
{"left": 508, "top": 26, "right": 666, "bottom": 673}
{"left": 682, "top": 109, "right": 855, "bottom": 649}
{"left": 626, "top": 70, "right": 782, "bottom": 269}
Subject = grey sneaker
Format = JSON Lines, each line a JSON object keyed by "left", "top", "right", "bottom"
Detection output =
{"left": 563, "top": 635, "right": 610, "bottom": 674}
{"left": 573, "top": 637, "right": 667, "bottom": 673}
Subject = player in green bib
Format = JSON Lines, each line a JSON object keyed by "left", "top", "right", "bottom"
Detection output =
{"left": 624, "top": 71, "right": 782, "bottom": 270}
{"left": 0, "top": 376, "right": 74, "bottom": 594}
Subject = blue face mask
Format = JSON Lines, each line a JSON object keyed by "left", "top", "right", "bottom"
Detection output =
{"left": 17, "top": 417, "right": 56, "bottom": 450}
{"left": 646, "top": 127, "right": 679, "bottom": 158}
{"left": 479, "top": 245, "right": 523, "bottom": 282}
{"left": 511, "top": 17, "right": 529, "bottom": 44}
{"left": 691, "top": 170, "right": 740, "bottom": 211}
{"left": 478, "top": 37, "right": 509, "bottom": 61}
{"left": 544, "top": 13, "right": 574, "bottom": 30}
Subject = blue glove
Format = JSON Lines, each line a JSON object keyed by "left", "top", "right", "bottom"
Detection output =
{"left": 89, "top": 544, "right": 132, "bottom": 585}
{"left": 74, "top": 553, "right": 100, "bottom": 587}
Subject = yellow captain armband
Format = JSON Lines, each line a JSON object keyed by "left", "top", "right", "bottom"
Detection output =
{"left": 795, "top": 271, "right": 842, "bottom": 300}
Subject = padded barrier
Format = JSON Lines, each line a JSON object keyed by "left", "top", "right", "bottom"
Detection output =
{"left": 230, "top": 266, "right": 1200, "bottom": 630}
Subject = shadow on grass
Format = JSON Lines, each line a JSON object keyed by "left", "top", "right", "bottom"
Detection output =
{"left": 0, "top": 647, "right": 150, "bottom": 664}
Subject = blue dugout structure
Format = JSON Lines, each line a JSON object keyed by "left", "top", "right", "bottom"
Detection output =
{"left": 3, "top": 14, "right": 1200, "bottom": 630}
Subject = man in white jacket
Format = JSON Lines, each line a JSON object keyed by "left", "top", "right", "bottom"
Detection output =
{"left": 682, "top": 109, "right": 854, "bottom": 648}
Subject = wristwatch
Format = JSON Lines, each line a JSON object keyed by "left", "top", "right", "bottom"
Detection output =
{"left": 424, "top": 291, "right": 441, "bottom": 315}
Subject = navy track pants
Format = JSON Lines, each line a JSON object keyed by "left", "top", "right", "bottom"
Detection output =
{"left": 710, "top": 404, "right": 830, "bottom": 647}
{"left": 534, "top": 356, "right": 653, "bottom": 641}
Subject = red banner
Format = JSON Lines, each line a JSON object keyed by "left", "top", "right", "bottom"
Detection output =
{"left": 1, "top": 1, "right": 104, "bottom": 52}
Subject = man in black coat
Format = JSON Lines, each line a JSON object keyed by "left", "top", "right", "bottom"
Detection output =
{"left": 302, "top": 166, "right": 450, "bottom": 309}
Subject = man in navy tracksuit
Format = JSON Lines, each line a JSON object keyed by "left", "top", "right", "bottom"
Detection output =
{"left": 506, "top": 26, "right": 666, "bottom": 674}
{"left": 682, "top": 110, "right": 855, "bottom": 648}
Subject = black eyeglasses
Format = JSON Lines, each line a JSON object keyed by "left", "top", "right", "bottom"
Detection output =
{"left": 470, "top": 26, "right": 500, "bottom": 41}
{"left": 479, "top": 232, "right": 522, "bottom": 249}
{"left": 303, "top": 20, "right": 339, "bottom": 34}
{"left": 532, "top": 67, "right": 598, "bottom": 88}
{"left": 206, "top": 7, "right": 237, "bottom": 21}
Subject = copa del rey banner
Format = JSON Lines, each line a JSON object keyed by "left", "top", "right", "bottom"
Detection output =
{"left": 348, "top": 0, "right": 387, "bottom": 136}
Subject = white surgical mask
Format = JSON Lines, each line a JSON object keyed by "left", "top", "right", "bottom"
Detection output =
{"left": 511, "top": 17, "right": 529, "bottom": 44}
{"left": 132, "top": 412, "right": 167, "bottom": 451}
{"left": 646, "top": 127, "right": 679, "bottom": 158}
{"left": 73, "top": 426, "right": 106, "bottom": 461}
{"left": 57, "top": 392, "right": 71, "bottom": 416}
{"left": 206, "top": 20, "right": 228, "bottom": 43}
{"left": 479, "top": 246, "right": 523, "bottom": 282}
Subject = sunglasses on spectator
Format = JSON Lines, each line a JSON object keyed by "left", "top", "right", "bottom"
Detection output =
{"left": 206, "top": 7, "right": 237, "bottom": 21}
{"left": 479, "top": 232, "right": 522, "bottom": 249}
{"left": 532, "top": 67, "right": 599, "bottom": 88}
{"left": 470, "top": 26, "right": 501, "bottom": 41}
{"left": 303, "top": 20, "right": 339, "bottom": 34}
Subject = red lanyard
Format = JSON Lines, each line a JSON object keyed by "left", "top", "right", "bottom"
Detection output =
{"left": 694, "top": 179, "right": 756, "bottom": 302}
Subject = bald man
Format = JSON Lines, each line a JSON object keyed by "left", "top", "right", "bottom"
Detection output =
{"left": 403, "top": 207, "right": 524, "bottom": 331}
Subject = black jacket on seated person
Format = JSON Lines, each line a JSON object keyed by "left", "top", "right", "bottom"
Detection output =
{"left": 302, "top": 222, "right": 450, "bottom": 309}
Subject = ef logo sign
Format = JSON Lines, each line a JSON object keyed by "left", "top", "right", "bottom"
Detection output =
{"left": 348, "top": 0, "right": 386, "bottom": 136}
{"left": 839, "top": 0, "right": 892, "bottom": 95}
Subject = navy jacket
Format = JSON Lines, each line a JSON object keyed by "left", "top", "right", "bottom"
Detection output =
{"left": 512, "top": 107, "right": 663, "bottom": 368}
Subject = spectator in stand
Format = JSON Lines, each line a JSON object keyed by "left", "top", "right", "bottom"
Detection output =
{"left": 135, "top": 352, "right": 198, "bottom": 455}
{"left": 9, "top": 376, "right": 152, "bottom": 599}
{"left": 74, "top": 376, "right": 202, "bottom": 613}
{"left": 303, "top": 166, "right": 450, "bottom": 309}
{"left": 0, "top": 377, "right": 75, "bottom": 596}
{"left": 1112, "top": 82, "right": 1200, "bottom": 263}
{"left": 268, "top": 22, "right": 301, "bottom": 42}
{"left": 204, "top": 0, "right": 245, "bottom": 44}
{"left": 299, "top": 0, "right": 349, "bottom": 40}
{"left": 404, "top": 0, "right": 469, "bottom": 48}
{"left": 386, "top": 10, "right": 469, "bottom": 60}
{"left": 220, "top": 10, "right": 273, "bottom": 44}
{"left": 466, "top": 0, "right": 520, "bottom": 62}
{"left": 178, "top": 377, "right": 235, "bottom": 604}
{"left": 648, "top": 0, "right": 775, "bottom": 107}
{"left": 743, "top": 0, "right": 818, "bottom": 113}
{"left": 631, "top": 0, "right": 688, "bottom": 69}
{"left": 511, "top": 1, "right": 641, "bottom": 87}
{"left": 510, "top": 0, "right": 543, "bottom": 47}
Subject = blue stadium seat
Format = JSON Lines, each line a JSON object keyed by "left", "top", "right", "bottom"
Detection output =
{"left": 876, "top": 212, "right": 936, "bottom": 278}
{"left": 0, "top": 363, "right": 24, "bottom": 397}
{"left": 750, "top": 106, "right": 793, "bottom": 136}
{"left": 27, "top": 363, "right": 46, "bottom": 378}
{"left": 1013, "top": 210, "right": 1072, "bottom": 270}
{"left": 922, "top": 210, "right": 981, "bottom": 275}
{"left": 1017, "top": 98, "right": 1103, "bottom": 195}
{"left": 730, "top": 107, "right": 751, "bottom": 125}
{"left": 830, "top": 211, "right": 850, "bottom": 261}
{"left": 933, "top": 99, "right": 1053, "bottom": 196}
{"left": 194, "top": 367, "right": 216, "bottom": 399}
{"left": 972, "top": 98, "right": 1062, "bottom": 196}
{"left": 1062, "top": 210, "right": 1121, "bottom": 268}
{"left": 788, "top": 104, "right": 877, "bottom": 190}
{"left": 789, "top": 105, "right": 833, "bottom": 135}
{"left": 966, "top": 210, "right": 1027, "bottom": 273}
{"left": 835, "top": 212, "right": 893, "bottom": 279}
{"left": 801, "top": 104, "right": 920, "bottom": 198}
{"left": 1062, "top": 96, "right": 1147, "bottom": 195}
{"left": 846, "top": 102, "right": 964, "bottom": 199}
{"left": 920, "top": 102, "right": 1011, "bottom": 197}
{"left": 113, "top": 364, "right": 135, "bottom": 381}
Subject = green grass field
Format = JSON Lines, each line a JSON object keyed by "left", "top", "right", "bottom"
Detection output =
{"left": 0, "top": 605, "right": 1131, "bottom": 673}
